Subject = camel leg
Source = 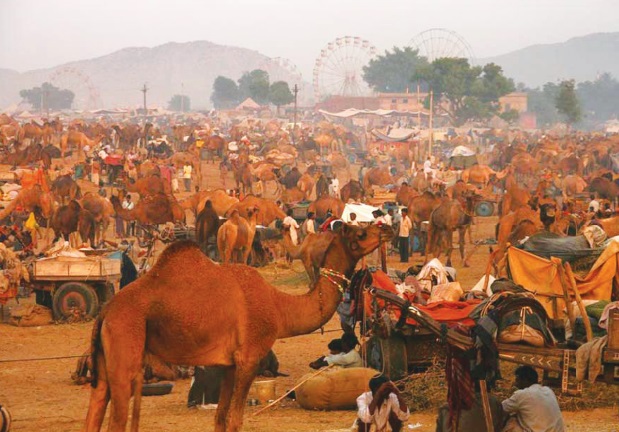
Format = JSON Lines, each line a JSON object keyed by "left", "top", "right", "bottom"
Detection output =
{"left": 225, "top": 354, "right": 261, "bottom": 432}
{"left": 215, "top": 367, "right": 236, "bottom": 432}
{"left": 459, "top": 228, "right": 469, "bottom": 267}
{"left": 84, "top": 353, "right": 110, "bottom": 432}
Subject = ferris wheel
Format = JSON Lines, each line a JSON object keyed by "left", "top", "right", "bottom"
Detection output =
{"left": 48, "top": 67, "right": 103, "bottom": 110}
{"left": 258, "top": 57, "right": 303, "bottom": 86}
{"left": 313, "top": 36, "right": 377, "bottom": 102}
{"left": 408, "top": 28, "right": 476, "bottom": 64}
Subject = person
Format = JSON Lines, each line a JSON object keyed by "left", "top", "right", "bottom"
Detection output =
{"left": 330, "top": 175, "right": 340, "bottom": 197}
{"left": 435, "top": 381, "right": 504, "bottom": 432}
{"left": 183, "top": 162, "right": 193, "bottom": 192}
{"left": 398, "top": 209, "right": 412, "bottom": 263}
{"left": 349, "top": 212, "right": 360, "bottom": 226}
{"left": 310, "top": 333, "right": 362, "bottom": 369}
{"left": 122, "top": 195, "right": 135, "bottom": 237}
{"left": 384, "top": 209, "right": 394, "bottom": 226}
{"left": 302, "top": 212, "right": 317, "bottom": 237}
{"left": 356, "top": 375, "right": 410, "bottom": 432}
{"left": 501, "top": 365, "right": 564, "bottom": 432}
{"left": 187, "top": 366, "right": 224, "bottom": 410}
{"left": 373, "top": 210, "right": 387, "bottom": 226}
{"left": 588, "top": 194, "right": 600, "bottom": 214}
{"left": 283, "top": 209, "right": 300, "bottom": 245}
{"left": 423, "top": 156, "right": 433, "bottom": 180}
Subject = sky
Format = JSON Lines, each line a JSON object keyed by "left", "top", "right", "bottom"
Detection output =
{"left": 1, "top": 0, "right": 618, "bottom": 79}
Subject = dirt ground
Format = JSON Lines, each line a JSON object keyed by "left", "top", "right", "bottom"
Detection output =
{"left": 0, "top": 160, "right": 618, "bottom": 431}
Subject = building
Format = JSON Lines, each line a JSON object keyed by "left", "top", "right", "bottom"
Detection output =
{"left": 376, "top": 92, "right": 426, "bottom": 111}
{"left": 498, "top": 92, "right": 528, "bottom": 113}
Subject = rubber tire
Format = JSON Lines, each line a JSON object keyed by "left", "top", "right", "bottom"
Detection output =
{"left": 475, "top": 200, "right": 495, "bottom": 217}
{"left": 96, "top": 283, "right": 115, "bottom": 306}
{"left": 52, "top": 282, "right": 99, "bottom": 320}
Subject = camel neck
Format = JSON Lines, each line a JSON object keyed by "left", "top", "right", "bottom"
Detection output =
{"left": 274, "top": 236, "right": 355, "bottom": 339}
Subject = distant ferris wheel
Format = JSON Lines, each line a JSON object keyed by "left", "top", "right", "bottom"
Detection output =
{"left": 408, "top": 28, "right": 476, "bottom": 64}
{"left": 259, "top": 57, "right": 303, "bottom": 86}
{"left": 48, "top": 66, "right": 102, "bottom": 110}
{"left": 313, "top": 36, "right": 377, "bottom": 102}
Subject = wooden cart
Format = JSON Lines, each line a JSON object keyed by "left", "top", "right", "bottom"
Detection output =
{"left": 31, "top": 255, "right": 121, "bottom": 320}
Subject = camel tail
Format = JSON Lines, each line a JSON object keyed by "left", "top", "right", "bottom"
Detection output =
{"left": 89, "top": 315, "right": 105, "bottom": 388}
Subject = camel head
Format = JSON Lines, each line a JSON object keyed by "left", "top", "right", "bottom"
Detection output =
{"left": 334, "top": 223, "right": 394, "bottom": 262}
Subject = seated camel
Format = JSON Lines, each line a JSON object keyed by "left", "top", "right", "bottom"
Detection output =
{"left": 217, "top": 208, "right": 259, "bottom": 264}
{"left": 111, "top": 193, "right": 184, "bottom": 225}
{"left": 281, "top": 227, "right": 335, "bottom": 288}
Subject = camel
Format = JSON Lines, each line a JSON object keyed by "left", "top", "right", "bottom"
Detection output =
{"left": 561, "top": 174, "right": 587, "bottom": 197}
{"left": 280, "top": 167, "right": 302, "bottom": 190}
{"left": 124, "top": 173, "right": 170, "bottom": 197}
{"left": 396, "top": 183, "right": 419, "bottom": 205}
{"left": 297, "top": 173, "right": 315, "bottom": 199}
{"left": 217, "top": 208, "right": 259, "bottom": 264}
{"left": 0, "top": 185, "right": 55, "bottom": 222}
{"left": 588, "top": 177, "right": 619, "bottom": 201}
{"left": 407, "top": 191, "right": 443, "bottom": 226}
{"left": 80, "top": 193, "right": 114, "bottom": 245}
{"left": 51, "top": 174, "right": 82, "bottom": 205}
{"left": 226, "top": 195, "right": 285, "bottom": 226}
{"left": 165, "top": 152, "right": 202, "bottom": 190}
{"left": 83, "top": 224, "right": 392, "bottom": 431}
{"left": 251, "top": 163, "right": 282, "bottom": 197}
{"left": 339, "top": 180, "right": 364, "bottom": 203}
{"left": 461, "top": 164, "right": 508, "bottom": 187}
{"left": 308, "top": 196, "right": 345, "bottom": 220}
{"left": 110, "top": 193, "right": 184, "bottom": 225}
{"left": 281, "top": 228, "right": 334, "bottom": 287}
{"left": 60, "top": 131, "right": 103, "bottom": 159}
{"left": 410, "top": 170, "right": 429, "bottom": 192}
{"left": 426, "top": 195, "right": 475, "bottom": 267}
{"left": 363, "top": 167, "right": 393, "bottom": 190}
{"left": 196, "top": 200, "right": 221, "bottom": 254}
{"left": 50, "top": 200, "right": 96, "bottom": 247}
{"left": 280, "top": 187, "right": 306, "bottom": 204}
{"left": 196, "top": 190, "right": 239, "bottom": 217}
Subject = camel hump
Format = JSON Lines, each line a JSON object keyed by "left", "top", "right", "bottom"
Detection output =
{"left": 155, "top": 240, "right": 202, "bottom": 266}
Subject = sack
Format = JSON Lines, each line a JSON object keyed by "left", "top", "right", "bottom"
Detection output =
{"left": 498, "top": 307, "right": 546, "bottom": 347}
{"left": 9, "top": 304, "right": 53, "bottom": 327}
{"left": 428, "top": 282, "right": 463, "bottom": 304}
{"left": 296, "top": 367, "right": 378, "bottom": 410}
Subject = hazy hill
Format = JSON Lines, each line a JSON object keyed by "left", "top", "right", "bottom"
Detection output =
{"left": 482, "top": 32, "right": 619, "bottom": 88}
{"left": 0, "top": 41, "right": 310, "bottom": 110}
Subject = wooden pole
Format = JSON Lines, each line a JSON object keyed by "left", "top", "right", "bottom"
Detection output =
{"left": 428, "top": 90, "right": 434, "bottom": 158}
{"left": 564, "top": 263, "right": 593, "bottom": 342}
{"left": 479, "top": 379, "right": 495, "bottom": 432}
{"left": 251, "top": 365, "right": 334, "bottom": 416}
{"left": 556, "top": 261, "right": 577, "bottom": 338}
{"left": 380, "top": 241, "right": 387, "bottom": 272}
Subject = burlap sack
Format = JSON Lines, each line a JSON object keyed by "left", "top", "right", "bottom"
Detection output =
{"left": 428, "top": 281, "right": 463, "bottom": 304}
{"left": 296, "top": 367, "right": 378, "bottom": 411}
{"left": 9, "top": 304, "right": 53, "bottom": 327}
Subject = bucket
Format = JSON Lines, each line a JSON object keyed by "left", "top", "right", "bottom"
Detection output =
{"left": 249, "top": 380, "right": 276, "bottom": 404}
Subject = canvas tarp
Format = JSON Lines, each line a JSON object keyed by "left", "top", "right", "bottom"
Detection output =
{"left": 507, "top": 241, "right": 619, "bottom": 319}
{"left": 342, "top": 203, "right": 379, "bottom": 223}
{"left": 371, "top": 128, "right": 417, "bottom": 142}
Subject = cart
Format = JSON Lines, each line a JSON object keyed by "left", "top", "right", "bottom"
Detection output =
{"left": 30, "top": 255, "right": 121, "bottom": 320}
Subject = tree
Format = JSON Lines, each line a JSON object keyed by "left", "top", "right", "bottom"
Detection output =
{"left": 238, "top": 69, "right": 270, "bottom": 105}
{"left": 499, "top": 109, "right": 520, "bottom": 125}
{"left": 526, "top": 82, "right": 560, "bottom": 128}
{"left": 362, "top": 46, "right": 429, "bottom": 92}
{"left": 555, "top": 79, "right": 582, "bottom": 127}
{"left": 415, "top": 58, "right": 515, "bottom": 126}
{"left": 168, "top": 94, "right": 190, "bottom": 112}
{"left": 577, "top": 73, "right": 619, "bottom": 125}
{"left": 19, "top": 82, "right": 74, "bottom": 110}
{"left": 211, "top": 76, "right": 240, "bottom": 109}
{"left": 268, "top": 81, "right": 294, "bottom": 113}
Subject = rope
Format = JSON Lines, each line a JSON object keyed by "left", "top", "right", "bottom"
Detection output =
{"left": 0, "top": 354, "right": 87, "bottom": 363}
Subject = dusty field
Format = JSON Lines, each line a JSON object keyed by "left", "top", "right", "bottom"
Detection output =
{"left": 0, "top": 161, "right": 618, "bottom": 431}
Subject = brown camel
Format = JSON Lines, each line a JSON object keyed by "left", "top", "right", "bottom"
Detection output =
{"left": 80, "top": 193, "right": 114, "bottom": 244}
{"left": 234, "top": 163, "right": 253, "bottom": 194}
{"left": 461, "top": 164, "right": 508, "bottom": 187}
{"left": 395, "top": 183, "right": 419, "bottom": 205}
{"left": 281, "top": 228, "right": 334, "bottom": 287}
{"left": 0, "top": 185, "right": 55, "bottom": 221}
{"left": 407, "top": 191, "right": 443, "bottom": 226}
{"left": 308, "top": 196, "right": 345, "bottom": 220}
{"left": 226, "top": 195, "right": 285, "bottom": 226}
{"left": 196, "top": 200, "right": 221, "bottom": 252}
{"left": 363, "top": 167, "right": 393, "bottom": 189}
{"left": 339, "top": 180, "right": 365, "bottom": 203}
{"left": 82, "top": 223, "right": 392, "bottom": 432}
{"left": 280, "top": 187, "right": 306, "bottom": 204}
{"left": 426, "top": 195, "right": 475, "bottom": 267}
{"left": 561, "top": 174, "right": 587, "bottom": 197}
{"left": 297, "top": 173, "right": 316, "bottom": 199}
{"left": 124, "top": 173, "right": 170, "bottom": 197}
{"left": 60, "top": 131, "right": 103, "bottom": 159}
{"left": 50, "top": 200, "right": 96, "bottom": 247}
{"left": 110, "top": 193, "right": 184, "bottom": 225}
{"left": 217, "top": 208, "right": 259, "bottom": 264}
{"left": 51, "top": 174, "right": 82, "bottom": 205}
{"left": 196, "top": 190, "right": 239, "bottom": 217}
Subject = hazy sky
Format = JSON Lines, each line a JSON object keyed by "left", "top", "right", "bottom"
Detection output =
{"left": 1, "top": 0, "right": 617, "bottom": 78}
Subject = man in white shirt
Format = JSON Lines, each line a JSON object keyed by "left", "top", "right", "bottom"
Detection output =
{"left": 357, "top": 375, "right": 409, "bottom": 432}
{"left": 588, "top": 194, "right": 600, "bottom": 214}
{"left": 183, "top": 163, "right": 193, "bottom": 192}
{"left": 329, "top": 175, "right": 340, "bottom": 197}
{"left": 122, "top": 195, "right": 135, "bottom": 237}
{"left": 423, "top": 156, "right": 433, "bottom": 180}
{"left": 349, "top": 212, "right": 360, "bottom": 226}
{"left": 398, "top": 208, "right": 413, "bottom": 263}
{"left": 502, "top": 366, "right": 565, "bottom": 432}
{"left": 283, "top": 209, "right": 300, "bottom": 245}
{"left": 384, "top": 209, "right": 394, "bottom": 226}
{"left": 310, "top": 334, "right": 362, "bottom": 369}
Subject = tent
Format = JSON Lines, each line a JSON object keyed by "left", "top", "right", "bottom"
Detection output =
{"left": 449, "top": 145, "right": 477, "bottom": 169}
{"left": 371, "top": 128, "right": 417, "bottom": 142}
{"left": 236, "top": 98, "right": 261, "bottom": 111}
{"left": 341, "top": 203, "right": 379, "bottom": 223}
{"left": 506, "top": 239, "right": 619, "bottom": 320}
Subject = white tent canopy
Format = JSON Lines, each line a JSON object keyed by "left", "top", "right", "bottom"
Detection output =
{"left": 342, "top": 203, "right": 380, "bottom": 223}
{"left": 450, "top": 145, "right": 476, "bottom": 157}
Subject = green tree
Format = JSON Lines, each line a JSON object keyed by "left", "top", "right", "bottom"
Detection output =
{"left": 238, "top": 69, "right": 270, "bottom": 105}
{"left": 555, "top": 79, "right": 582, "bottom": 127}
{"left": 499, "top": 109, "right": 520, "bottom": 125}
{"left": 362, "top": 46, "right": 429, "bottom": 92}
{"left": 527, "top": 83, "right": 560, "bottom": 128}
{"left": 211, "top": 76, "right": 240, "bottom": 109}
{"left": 268, "top": 81, "right": 294, "bottom": 113}
{"left": 167, "top": 94, "right": 191, "bottom": 112}
{"left": 415, "top": 58, "right": 515, "bottom": 126}
{"left": 577, "top": 73, "right": 619, "bottom": 124}
{"left": 19, "top": 82, "right": 74, "bottom": 110}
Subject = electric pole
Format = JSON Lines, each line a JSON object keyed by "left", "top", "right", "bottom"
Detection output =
{"left": 181, "top": 82, "right": 185, "bottom": 113}
{"left": 292, "top": 84, "right": 299, "bottom": 146}
{"left": 141, "top": 84, "right": 149, "bottom": 122}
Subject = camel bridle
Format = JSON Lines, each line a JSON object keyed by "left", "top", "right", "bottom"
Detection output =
{"left": 317, "top": 268, "right": 350, "bottom": 334}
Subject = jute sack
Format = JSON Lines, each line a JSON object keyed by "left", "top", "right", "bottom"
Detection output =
{"left": 296, "top": 367, "right": 378, "bottom": 410}
{"left": 9, "top": 304, "right": 53, "bottom": 327}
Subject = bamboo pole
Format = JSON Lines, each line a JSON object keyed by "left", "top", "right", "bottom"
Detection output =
{"left": 555, "top": 261, "right": 577, "bottom": 338}
{"left": 251, "top": 365, "right": 334, "bottom": 416}
{"left": 564, "top": 263, "right": 593, "bottom": 342}
{"left": 380, "top": 241, "right": 387, "bottom": 273}
{"left": 479, "top": 379, "right": 495, "bottom": 432}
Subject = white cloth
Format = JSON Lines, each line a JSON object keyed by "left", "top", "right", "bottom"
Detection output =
{"left": 588, "top": 199, "right": 600, "bottom": 213}
{"left": 502, "top": 384, "right": 565, "bottom": 432}
{"left": 329, "top": 178, "right": 340, "bottom": 197}
{"left": 98, "top": 150, "right": 108, "bottom": 159}
{"left": 399, "top": 216, "right": 412, "bottom": 237}
{"left": 183, "top": 164, "right": 193, "bottom": 179}
{"left": 423, "top": 159, "right": 432, "bottom": 174}
{"left": 325, "top": 350, "right": 363, "bottom": 368}
{"left": 357, "top": 391, "right": 410, "bottom": 432}
{"left": 283, "top": 215, "right": 299, "bottom": 245}
{"left": 122, "top": 200, "right": 134, "bottom": 211}
{"left": 349, "top": 220, "right": 360, "bottom": 226}
{"left": 384, "top": 213, "right": 393, "bottom": 226}
{"left": 598, "top": 301, "right": 619, "bottom": 329}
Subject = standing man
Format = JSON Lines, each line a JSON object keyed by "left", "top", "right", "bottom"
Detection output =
{"left": 356, "top": 375, "right": 410, "bottom": 432}
{"left": 283, "top": 209, "right": 300, "bottom": 245}
{"left": 330, "top": 174, "right": 340, "bottom": 198}
{"left": 398, "top": 208, "right": 412, "bottom": 263}
{"left": 423, "top": 156, "right": 433, "bottom": 180}
{"left": 502, "top": 366, "right": 565, "bottom": 432}
{"left": 183, "top": 162, "right": 193, "bottom": 192}
{"left": 122, "top": 194, "right": 135, "bottom": 237}
{"left": 302, "top": 212, "right": 317, "bottom": 238}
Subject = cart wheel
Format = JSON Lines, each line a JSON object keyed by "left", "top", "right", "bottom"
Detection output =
{"left": 475, "top": 200, "right": 495, "bottom": 217}
{"left": 365, "top": 334, "right": 408, "bottom": 380}
{"left": 96, "top": 283, "right": 115, "bottom": 306}
{"left": 52, "top": 282, "right": 99, "bottom": 320}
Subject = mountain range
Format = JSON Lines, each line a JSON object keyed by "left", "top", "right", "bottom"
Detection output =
{"left": 1, "top": 32, "right": 618, "bottom": 110}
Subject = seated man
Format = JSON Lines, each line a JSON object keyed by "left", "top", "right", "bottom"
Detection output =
{"left": 435, "top": 381, "right": 504, "bottom": 432}
{"left": 310, "top": 333, "right": 362, "bottom": 369}
{"left": 502, "top": 366, "right": 565, "bottom": 432}
{"left": 357, "top": 375, "right": 409, "bottom": 432}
